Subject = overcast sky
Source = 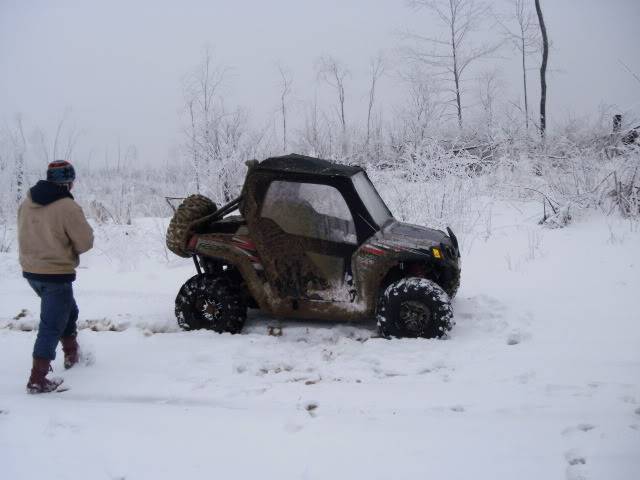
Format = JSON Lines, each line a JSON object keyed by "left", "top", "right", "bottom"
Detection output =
{"left": 1, "top": 0, "right": 639, "bottom": 166}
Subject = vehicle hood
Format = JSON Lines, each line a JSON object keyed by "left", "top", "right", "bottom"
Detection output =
{"left": 372, "top": 220, "right": 451, "bottom": 251}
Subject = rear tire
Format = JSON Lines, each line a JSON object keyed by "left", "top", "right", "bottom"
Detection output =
{"left": 377, "top": 277, "right": 453, "bottom": 339}
{"left": 175, "top": 274, "right": 246, "bottom": 334}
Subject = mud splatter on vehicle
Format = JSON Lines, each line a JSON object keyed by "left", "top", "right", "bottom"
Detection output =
{"left": 166, "top": 154, "right": 461, "bottom": 338}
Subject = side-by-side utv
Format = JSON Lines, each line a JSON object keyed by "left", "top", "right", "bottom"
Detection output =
{"left": 166, "top": 154, "right": 461, "bottom": 338}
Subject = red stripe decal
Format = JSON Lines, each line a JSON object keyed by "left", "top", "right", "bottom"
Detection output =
{"left": 362, "top": 245, "right": 385, "bottom": 256}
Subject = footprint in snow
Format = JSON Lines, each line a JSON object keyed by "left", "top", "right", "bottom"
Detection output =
{"left": 515, "top": 371, "right": 536, "bottom": 384}
{"left": 564, "top": 449, "right": 588, "bottom": 480}
{"left": 372, "top": 366, "right": 404, "bottom": 378}
{"left": 565, "top": 449, "right": 586, "bottom": 465}
{"left": 562, "top": 424, "right": 596, "bottom": 436}
{"left": 575, "top": 424, "right": 595, "bottom": 433}
{"left": 304, "top": 402, "right": 318, "bottom": 417}
{"left": 417, "top": 362, "right": 452, "bottom": 376}
{"left": 79, "top": 349, "right": 96, "bottom": 367}
{"left": 506, "top": 333, "right": 521, "bottom": 345}
{"left": 506, "top": 329, "right": 531, "bottom": 345}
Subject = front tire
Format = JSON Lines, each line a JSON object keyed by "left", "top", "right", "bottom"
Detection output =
{"left": 175, "top": 274, "right": 246, "bottom": 334}
{"left": 377, "top": 277, "right": 453, "bottom": 339}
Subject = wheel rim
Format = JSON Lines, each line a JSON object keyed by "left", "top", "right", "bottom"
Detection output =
{"left": 195, "top": 297, "right": 221, "bottom": 325}
{"left": 399, "top": 300, "right": 431, "bottom": 334}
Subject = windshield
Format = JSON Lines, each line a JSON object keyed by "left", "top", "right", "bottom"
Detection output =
{"left": 351, "top": 171, "right": 393, "bottom": 229}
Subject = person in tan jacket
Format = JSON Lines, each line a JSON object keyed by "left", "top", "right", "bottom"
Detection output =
{"left": 18, "top": 160, "right": 94, "bottom": 393}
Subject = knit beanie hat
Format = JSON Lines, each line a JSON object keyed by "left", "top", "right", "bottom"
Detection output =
{"left": 46, "top": 160, "right": 76, "bottom": 184}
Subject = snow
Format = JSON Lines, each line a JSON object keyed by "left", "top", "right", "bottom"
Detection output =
{"left": 1, "top": 203, "right": 639, "bottom": 479}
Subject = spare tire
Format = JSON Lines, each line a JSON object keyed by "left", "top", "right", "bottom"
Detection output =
{"left": 166, "top": 194, "right": 217, "bottom": 257}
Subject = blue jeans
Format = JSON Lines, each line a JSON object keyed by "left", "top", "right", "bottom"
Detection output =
{"left": 27, "top": 280, "right": 79, "bottom": 360}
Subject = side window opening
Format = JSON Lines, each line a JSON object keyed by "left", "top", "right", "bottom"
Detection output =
{"left": 261, "top": 181, "right": 357, "bottom": 244}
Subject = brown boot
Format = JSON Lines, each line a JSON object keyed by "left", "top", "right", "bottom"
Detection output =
{"left": 61, "top": 336, "right": 79, "bottom": 369}
{"left": 27, "top": 358, "right": 63, "bottom": 394}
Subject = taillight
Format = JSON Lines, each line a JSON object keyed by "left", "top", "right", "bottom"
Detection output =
{"left": 187, "top": 235, "right": 199, "bottom": 251}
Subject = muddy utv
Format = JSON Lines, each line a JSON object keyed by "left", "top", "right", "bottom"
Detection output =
{"left": 166, "top": 154, "right": 461, "bottom": 338}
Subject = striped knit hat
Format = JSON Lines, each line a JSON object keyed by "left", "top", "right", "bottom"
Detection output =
{"left": 46, "top": 160, "right": 76, "bottom": 184}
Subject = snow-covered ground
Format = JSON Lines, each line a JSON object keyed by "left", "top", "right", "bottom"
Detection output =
{"left": 1, "top": 201, "right": 639, "bottom": 480}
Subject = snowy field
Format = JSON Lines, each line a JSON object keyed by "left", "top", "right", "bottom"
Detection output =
{"left": 1, "top": 200, "right": 639, "bottom": 480}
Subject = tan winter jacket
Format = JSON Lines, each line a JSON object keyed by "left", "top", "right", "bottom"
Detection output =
{"left": 18, "top": 192, "right": 94, "bottom": 275}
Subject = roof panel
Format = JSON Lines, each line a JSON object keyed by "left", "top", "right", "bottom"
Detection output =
{"left": 256, "top": 154, "right": 362, "bottom": 177}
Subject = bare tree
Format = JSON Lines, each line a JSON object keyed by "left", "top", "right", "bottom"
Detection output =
{"left": 396, "top": 66, "right": 448, "bottom": 146}
{"left": 182, "top": 47, "right": 247, "bottom": 201}
{"left": 52, "top": 111, "right": 70, "bottom": 160}
{"left": 297, "top": 95, "right": 329, "bottom": 158}
{"left": 8, "top": 115, "right": 27, "bottom": 205}
{"left": 366, "top": 53, "right": 385, "bottom": 146}
{"left": 0, "top": 131, "right": 7, "bottom": 175}
{"left": 498, "top": 0, "right": 540, "bottom": 129}
{"left": 477, "top": 68, "right": 502, "bottom": 129}
{"left": 183, "top": 47, "right": 228, "bottom": 167}
{"left": 187, "top": 99, "right": 200, "bottom": 193}
{"left": 404, "top": 0, "right": 499, "bottom": 129}
{"left": 31, "top": 110, "right": 81, "bottom": 164}
{"left": 534, "top": 0, "right": 549, "bottom": 137}
{"left": 316, "top": 55, "right": 349, "bottom": 155}
{"left": 618, "top": 59, "right": 640, "bottom": 86}
{"left": 277, "top": 63, "right": 293, "bottom": 152}
{"left": 298, "top": 95, "right": 324, "bottom": 157}
{"left": 32, "top": 128, "right": 50, "bottom": 164}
